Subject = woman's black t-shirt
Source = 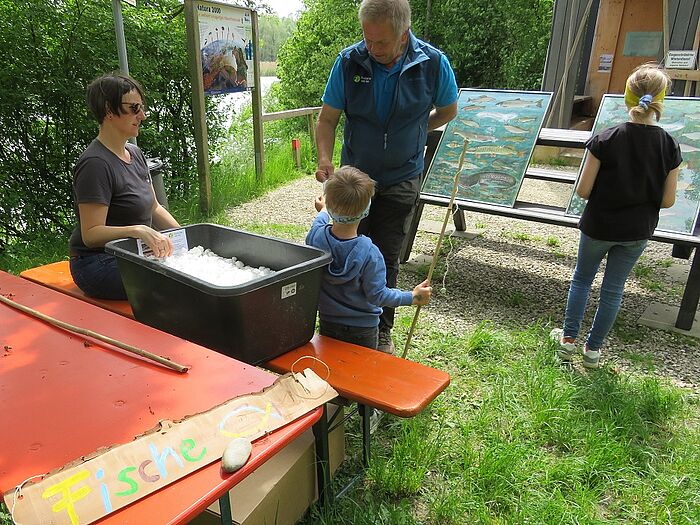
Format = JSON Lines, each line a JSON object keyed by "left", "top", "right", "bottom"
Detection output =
{"left": 69, "top": 140, "right": 154, "bottom": 255}
{"left": 579, "top": 122, "right": 682, "bottom": 241}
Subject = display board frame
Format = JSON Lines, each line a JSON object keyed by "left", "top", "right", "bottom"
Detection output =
{"left": 566, "top": 94, "right": 700, "bottom": 235}
{"left": 421, "top": 88, "right": 552, "bottom": 208}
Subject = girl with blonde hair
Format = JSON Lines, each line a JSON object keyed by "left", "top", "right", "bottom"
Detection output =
{"left": 551, "top": 64, "right": 682, "bottom": 368}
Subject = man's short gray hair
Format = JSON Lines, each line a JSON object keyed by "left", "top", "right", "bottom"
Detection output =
{"left": 358, "top": 0, "right": 411, "bottom": 36}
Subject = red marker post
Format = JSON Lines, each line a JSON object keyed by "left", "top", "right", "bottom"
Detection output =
{"left": 291, "top": 138, "right": 301, "bottom": 169}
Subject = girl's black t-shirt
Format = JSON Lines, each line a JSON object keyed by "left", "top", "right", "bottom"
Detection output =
{"left": 579, "top": 122, "right": 683, "bottom": 241}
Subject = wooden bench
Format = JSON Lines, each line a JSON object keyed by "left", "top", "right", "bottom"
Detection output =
{"left": 403, "top": 127, "right": 700, "bottom": 331}
{"left": 20, "top": 260, "right": 134, "bottom": 318}
{"left": 19, "top": 260, "right": 451, "bottom": 507}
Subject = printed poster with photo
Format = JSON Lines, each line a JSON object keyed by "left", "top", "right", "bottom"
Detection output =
{"left": 567, "top": 95, "right": 700, "bottom": 235}
{"left": 197, "top": 0, "right": 254, "bottom": 95}
{"left": 422, "top": 88, "right": 552, "bottom": 208}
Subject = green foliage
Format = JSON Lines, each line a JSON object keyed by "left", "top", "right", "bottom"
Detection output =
{"left": 275, "top": 0, "right": 553, "bottom": 113}
{"left": 413, "top": 0, "right": 554, "bottom": 90}
{"left": 0, "top": 0, "right": 224, "bottom": 249}
{"left": 276, "top": 0, "right": 361, "bottom": 109}
{"left": 258, "top": 14, "right": 296, "bottom": 61}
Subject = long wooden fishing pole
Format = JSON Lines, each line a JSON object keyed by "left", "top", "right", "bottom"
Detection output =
{"left": 401, "top": 139, "right": 468, "bottom": 359}
{"left": 0, "top": 293, "right": 189, "bottom": 373}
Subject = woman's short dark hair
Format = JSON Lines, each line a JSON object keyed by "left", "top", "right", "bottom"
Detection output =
{"left": 86, "top": 72, "right": 145, "bottom": 124}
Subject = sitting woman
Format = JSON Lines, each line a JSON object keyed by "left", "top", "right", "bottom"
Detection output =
{"left": 69, "top": 72, "right": 180, "bottom": 300}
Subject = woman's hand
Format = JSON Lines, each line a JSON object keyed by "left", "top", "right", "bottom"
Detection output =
{"left": 137, "top": 225, "right": 174, "bottom": 258}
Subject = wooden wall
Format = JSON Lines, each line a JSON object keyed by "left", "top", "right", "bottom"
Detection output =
{"left": 541, "top": 0, "right": 700, "bottom": 129}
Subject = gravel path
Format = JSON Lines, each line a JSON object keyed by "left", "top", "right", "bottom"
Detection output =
{"left": 227, "top": 174, "right": 700, "bottom": 393}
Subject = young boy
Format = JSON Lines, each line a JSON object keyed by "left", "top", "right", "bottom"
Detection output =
{"left": 306, "top": 165, "right": 431, "bottom": 352}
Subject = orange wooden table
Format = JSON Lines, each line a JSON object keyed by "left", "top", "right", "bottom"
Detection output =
{"left": 0, "top": 271, "right": 321, "bottom": 525}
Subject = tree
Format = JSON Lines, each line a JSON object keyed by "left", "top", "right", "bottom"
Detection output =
{"left": 276, "top": 0, "right": 361, "bottom": 110}
{"left": 0, "top": 0, "right": 224, "bottom": 247}
{"left": 258, "top": 15, "right": 296, "bottom": 62}
{"left": 274, "top": 0, "right": 553, "bottom": 113}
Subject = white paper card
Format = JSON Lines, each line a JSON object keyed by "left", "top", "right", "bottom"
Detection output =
{"left": 137, "top": 229, "right": 189, "bottom": 257}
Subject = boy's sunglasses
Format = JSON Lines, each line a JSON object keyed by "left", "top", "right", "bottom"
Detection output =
{"left": 121, "top": 102, "right": 147, "bottom": 115}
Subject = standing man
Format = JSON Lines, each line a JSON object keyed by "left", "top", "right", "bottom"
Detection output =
{"left": 315, "top": 0, "right": 458, "bottom": 353}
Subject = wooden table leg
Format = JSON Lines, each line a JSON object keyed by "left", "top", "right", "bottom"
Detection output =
{"left": 312, "top": 404, "right": 331, "bottom": 508}
{"left": 218, "top": 493, "right": 233, "bottom": 525}
{"left": 676, "top": 247, "right": 700, "bottom": 330}
{"left": 359, "top": 404, "right": 371, "bottom": 468}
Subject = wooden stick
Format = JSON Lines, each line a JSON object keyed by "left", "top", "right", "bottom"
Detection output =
{"left": 401, "top": 139, "right": 468, "bottom": 359}
{"left": 0, "top": 294, "right": 189, "bottom": 373}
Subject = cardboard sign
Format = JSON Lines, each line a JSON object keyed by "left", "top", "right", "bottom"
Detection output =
{"left": 7, "top": 370, "right": 337, "bottom": 525}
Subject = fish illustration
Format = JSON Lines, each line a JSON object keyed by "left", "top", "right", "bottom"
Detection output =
{"left": 504, "top": 124, "right": 529, "bottom": 134}
{"left": 476, "top": 111, "right": 518, "bottom": 122}
{"left": 682, "top": 131, "right": 700, "bottom": 141}
{"left": 467, "top": 145, "right": 523, "bottom": 157}
{"left": 680, "top": 143, "right": 700, "bottom": 154}
{"left": 491, "top": 160, "right": 515, "bottom": 171}
{"left": 502, "top": 135, "right": 528, "bottom": 143}
{"left": 460, "top": 104, "right": 485, "bottom": 112}
{"left": 455, "top": 130, "right": 497, "bottom": 142}
{"left": 458, "top": 119, "right": 480, "bottom": 128}
{"left": 462, "top": 161, "right": 480, "bottom": 170}
{"left": 685, "top": 113, "right": 700, "bottom": 121}
{"left": 496, "top": 98, "right": 543, "bottom": 108}
{"left": 477, "top": 171, "right": 518, "bottom": 189}
{"left": 459, "top": 171, "right": 482, "bottom": 188}
{"left": 466, "top": 95, "right": 496, "bottom": 104}
{"left": 513, "top": 116, "right": 536, "bottom": 124}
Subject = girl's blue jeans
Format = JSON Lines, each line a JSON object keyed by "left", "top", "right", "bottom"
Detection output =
{"left": 563, "top": 232, "right": 647, "bottom": 350}
{"left": 70, "top": 252, "right": 128, "bottom": 300}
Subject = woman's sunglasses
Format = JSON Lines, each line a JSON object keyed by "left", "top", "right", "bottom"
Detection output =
{"left": 121, "top": 102, "right": 147, "bottom": 115}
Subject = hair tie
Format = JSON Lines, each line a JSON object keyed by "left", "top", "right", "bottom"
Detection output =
{"left": 638, "top": 94, "right": 653, "bottom": 110}
{"left": 327, "top": 200, "right": 371, "bottom": 224}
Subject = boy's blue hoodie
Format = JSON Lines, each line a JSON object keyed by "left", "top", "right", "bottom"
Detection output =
{"left": 306, "top": 211, "right": 413, "bottom": 327}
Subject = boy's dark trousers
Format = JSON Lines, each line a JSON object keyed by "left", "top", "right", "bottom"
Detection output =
{"left": 319, "top": 319, "right": 379, "bottom": 350}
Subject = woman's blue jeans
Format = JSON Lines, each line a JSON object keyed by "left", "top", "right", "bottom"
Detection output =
{"left": 563, "top": 232, "right": 647, "bottom": 350}
{"left": 70, "top": 253, "right": 127, "bottom": 300}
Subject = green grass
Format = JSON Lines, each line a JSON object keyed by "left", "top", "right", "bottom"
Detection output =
{"left": 632, "top": 257, "right": 666, "bottom": 292}
{"left": 300, "top": 320, "right": 700, "bottom": 524}
{"left": 259, "top": 60, "right": 277, "bottom": 76}
{"left": 502, "top": 230, "right": 542, "bottom": 243}
{"left": 546, "top": 235, "right": 561, "bottom": 247}
{"left": 0, "top": 231, "right": 70, "bottom": 274}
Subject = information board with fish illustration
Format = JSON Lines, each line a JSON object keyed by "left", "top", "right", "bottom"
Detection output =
{"left": 566, "top": 95, "right": 700, "bottom": 235}
{"left": 422, "top": 89, "right": 552, "bottom": 207}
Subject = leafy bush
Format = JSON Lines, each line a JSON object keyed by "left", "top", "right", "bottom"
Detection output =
{"left": 275, "top": 0, "right": 554, "bottom": 113}
{"left": 0, "top": 0, "right": 224, "bottom": 248}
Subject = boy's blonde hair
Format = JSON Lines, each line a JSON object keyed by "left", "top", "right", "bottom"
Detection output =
{"left": 625, "top": 63, "right": 670, "bottom": 122}
{"left": 325, "top": 166, "right": 375, "bottom": 219}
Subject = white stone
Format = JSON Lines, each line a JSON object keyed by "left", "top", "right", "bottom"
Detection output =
{"left": 221, "top": 438, "right": 252, "bottom": 473}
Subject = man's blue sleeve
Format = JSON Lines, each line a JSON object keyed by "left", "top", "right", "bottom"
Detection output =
{"left": 434, "top": 54, "right": 458, "bottom": 108}
{"left": 321, "top": 56, "right": 345, "bottom": 110}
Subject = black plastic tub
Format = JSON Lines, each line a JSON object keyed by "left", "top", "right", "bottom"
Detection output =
{"left": 105, "top": 223, "right": 331, "bottom": 365}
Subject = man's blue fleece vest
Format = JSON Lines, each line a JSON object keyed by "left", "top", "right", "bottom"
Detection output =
{"left": 340, "top": 31, "right": 440, "bottom": 188}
